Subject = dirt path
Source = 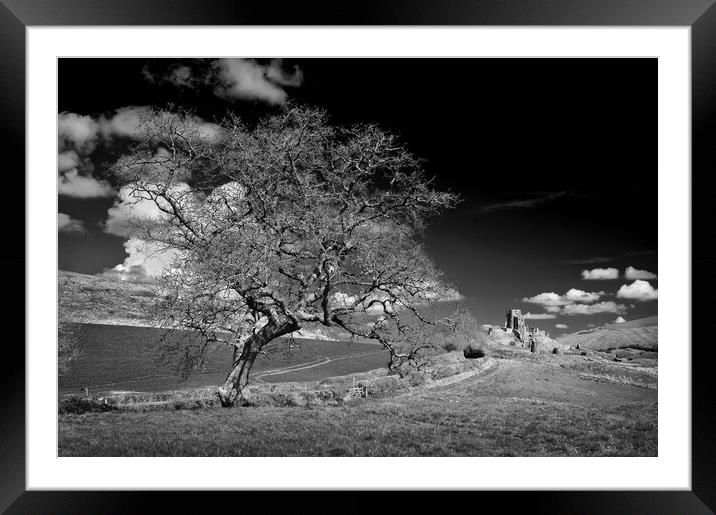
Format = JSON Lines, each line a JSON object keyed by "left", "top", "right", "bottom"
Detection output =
{"left": 401, "top": 358, "right": 656, "bottom": 409}
{"left": 253, "top": 350, "right": 387, "bottom": 383}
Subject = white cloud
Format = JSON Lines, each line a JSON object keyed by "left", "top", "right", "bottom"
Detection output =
{"left": 58, "top": 213, "right": 85, "bottom": 233}
{"left": 108, "top": 238, "right": 179, "bottom": 282}
{"left": 562, "top": 301, "right": 627, "bottom": 316}
{"left": 523, "top": 289, "right": 602, "bottom": 307}
{"left": 564, "top": 288, "right": 603, "bottom": 303}
{"left": 165, "top": 65, "right": 194, "bottom": 87}
{"left": 616, "top": 280, "right": 658, "bottom": 301}
{"left": 624, "top": 266, "right": 657, "bottom": 280}
{"left": 555, "top": 323, "right": 568, "bottom": 329}
{"left": 523, "top": 312, "right": 557, "bottom": 320}
{"left": 522, "top": 292, "right": 571, "bottom": 307}
{"left": 98, "top": 105, "right": 151, "bottom": 140}
{"left": 58, "top": 112, "right": 99, "bottom": 154}
{"left": 416, "top": 281, "right": 464, "bottom": 303}
{"left": 103, "top": 184, "right": 175, "bottom": 237}
{"left": 58, "top": 169, "right": 114, "bottom": 198}
{"left": 265, "top": 59, "right": 304, "bottom": 87}
{"left": 143, "top": 59, "right": 302, "bottom": 105}
{"left": 581, "top": 267, "right": 619, "bottom": 280}
{"left": 212, "top": 58, "right": 301, "bottom": 105}
{"left": 614, "top": 316, "right": 626, "bottom": 323}
{"left": 586, "top": 323, "right": 596, "bottom": 328}
{"left": 58, "top": 150, "right": 80, "bottom": 172}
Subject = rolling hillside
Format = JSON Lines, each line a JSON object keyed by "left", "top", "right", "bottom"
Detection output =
{"left": 557, "top": 316, "right": 658, "bottom": 352}
{"left": 58, "top": 270, "right": 365, "bottom": 341}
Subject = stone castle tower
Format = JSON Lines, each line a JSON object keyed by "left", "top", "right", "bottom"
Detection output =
{"left": 505, "top": 308, "right": 527, "bottom": 341}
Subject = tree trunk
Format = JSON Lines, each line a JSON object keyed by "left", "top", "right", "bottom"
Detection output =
{"left": 217, "top": 317, "right": 297, "bottom": 407}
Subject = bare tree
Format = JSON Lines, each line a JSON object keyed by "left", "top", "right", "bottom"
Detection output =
{"left": 110, "top": 104, "right": 462, "bottom": 406}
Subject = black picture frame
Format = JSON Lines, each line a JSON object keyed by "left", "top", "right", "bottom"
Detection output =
{"left": 3, "top": 1, "right": 714, "bottom": 513}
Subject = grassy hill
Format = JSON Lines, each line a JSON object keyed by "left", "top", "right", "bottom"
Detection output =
{"left": 557, "top": 316, "right": 658, "bottom": 352}
{"left": 59, "top": 270, "right": 160, "bottom": 327}
{"left": 58, "top": 270, "right": 369, "bottom": 341}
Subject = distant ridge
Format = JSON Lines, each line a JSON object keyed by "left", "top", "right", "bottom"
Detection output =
{"left": 557, "top": 316, "right": 657, "bottom": 352}
{"left": 57, "top": 270, "right": 366, "bottom": 342}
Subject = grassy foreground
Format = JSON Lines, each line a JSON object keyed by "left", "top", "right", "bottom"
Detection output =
{"left": 58, "top": 356, "right": 657, "bottom": 457}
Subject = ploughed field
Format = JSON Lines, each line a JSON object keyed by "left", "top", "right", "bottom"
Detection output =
{"left": 60, "top": 323, "right": 388, "bottom": 395}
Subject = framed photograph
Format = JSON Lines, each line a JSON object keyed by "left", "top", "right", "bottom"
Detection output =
{"left": 4, "top": 0, "right": 714, "bottom": 512}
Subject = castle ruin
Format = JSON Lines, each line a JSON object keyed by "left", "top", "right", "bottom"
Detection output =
{"left": 499, "top": 308, "right": 549, "bottom": 349}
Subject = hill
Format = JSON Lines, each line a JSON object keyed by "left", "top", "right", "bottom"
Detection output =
{"left": 557, "top": 316, "right": 658, "bottom": 352}
{"left": 59, "top": 270, "right": 160, "bottom": 327}
{"left": 58, "top": 270, "right": 365, "bottom": 341}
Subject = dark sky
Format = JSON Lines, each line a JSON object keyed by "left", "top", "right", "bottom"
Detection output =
{"left": 58, "top": 58, "right": 657, "bottom": 335}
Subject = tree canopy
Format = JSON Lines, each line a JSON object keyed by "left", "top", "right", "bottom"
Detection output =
{"left": 109, "top": 104, "right": 462, "bottom": 406}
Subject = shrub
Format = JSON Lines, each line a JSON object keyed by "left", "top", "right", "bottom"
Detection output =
{"left": 405, "top": 370, "right": 429, "bottom": 387}
{"left": 59, "top": 397, "right": 117, "bottom": 415}
{"left": 463, "top": 346, "right": 486, "bottom": 359}
{"left": 364, "top": 376, "right": 408, "bottom": 398}
{"left": 443, "top": 341, "right": 459, "bottom": 352}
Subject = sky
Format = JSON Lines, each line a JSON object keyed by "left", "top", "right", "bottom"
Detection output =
{"left": 58, "top": 58, "right": 657, "bottom": 336}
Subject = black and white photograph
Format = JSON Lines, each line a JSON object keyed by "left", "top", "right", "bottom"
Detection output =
{"left": 57, "top": 57, "right": 658, "bottom": 457}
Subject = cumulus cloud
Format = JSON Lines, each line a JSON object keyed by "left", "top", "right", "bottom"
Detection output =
{"left": 58, "top": 107, "right": 226, "bottom": 201}
{"left": 561, "top": 301, "right": 627, "bottom": 316}
{"left": 555, "top": 323, "right": 568, "bottom": 329}
{"left": 97, "top": 105, "right": 151, "bottom": 140}
{"left": 60, "top": 106, "right": 152, "bottom": 154}
{"left": 144, "top": 59, "right": 303, "bottom": 105}
{"left": 523, "top": 312, "right": 556, "bottom": 320}
{"left": 58, "top": 150, "right": 81, "bottom": 172}
{"left": 212, "top": 58, "right": 300, "bottom": 105}
{"left": 58, "top": 213, "right": 85, "bottom": 233}
{"left": 58, "top": 169, "right": 114, "bottom": 198}
{"left": 107, "top": 238, "right": 179, "bottom": 282}
{"left": 522, "top": 292, "right": 571, "bottom": 307}
{"left": 164, "top": 65, "right": 194, "bottom": 87}
{"left": 614, "top": 316, "right": 626, "bottom": 323}
{"left": 564, "top": 288, "right": 603, "bottom": 303}
{"left": 58, "top": 107, "right": 150, "bottom": 198}
{"left": 418, "top": 282, "right": 465, "bottom": 303}
{"left": 616, "top": 280, "right": 658, "bottom": 301}
{"left": 265, "top": 59, "right": 304, "bottom": 87}
{"left": 581, "top": 267, "right": 619, "bottom": 280}
{"left": 624, "top": 266, "right": 657, "bottom": 280}
{"left": 58, "top": 112, "right": 100, "bottom": 154}
{"left": 523, "top": 288, "right": 602, "bottom": 307}
{"left": 103, "top": 184, "right": 179, "bottom": 237}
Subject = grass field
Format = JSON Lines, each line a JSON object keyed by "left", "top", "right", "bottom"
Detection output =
{"left": 60, "top": 323, "right": 388, "bottom": 395}
{"left": 558, "top": 316, "right": 658, "bottom": 352}
{"left": 58, "top": 354, "right": 657, "bottom": 457}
